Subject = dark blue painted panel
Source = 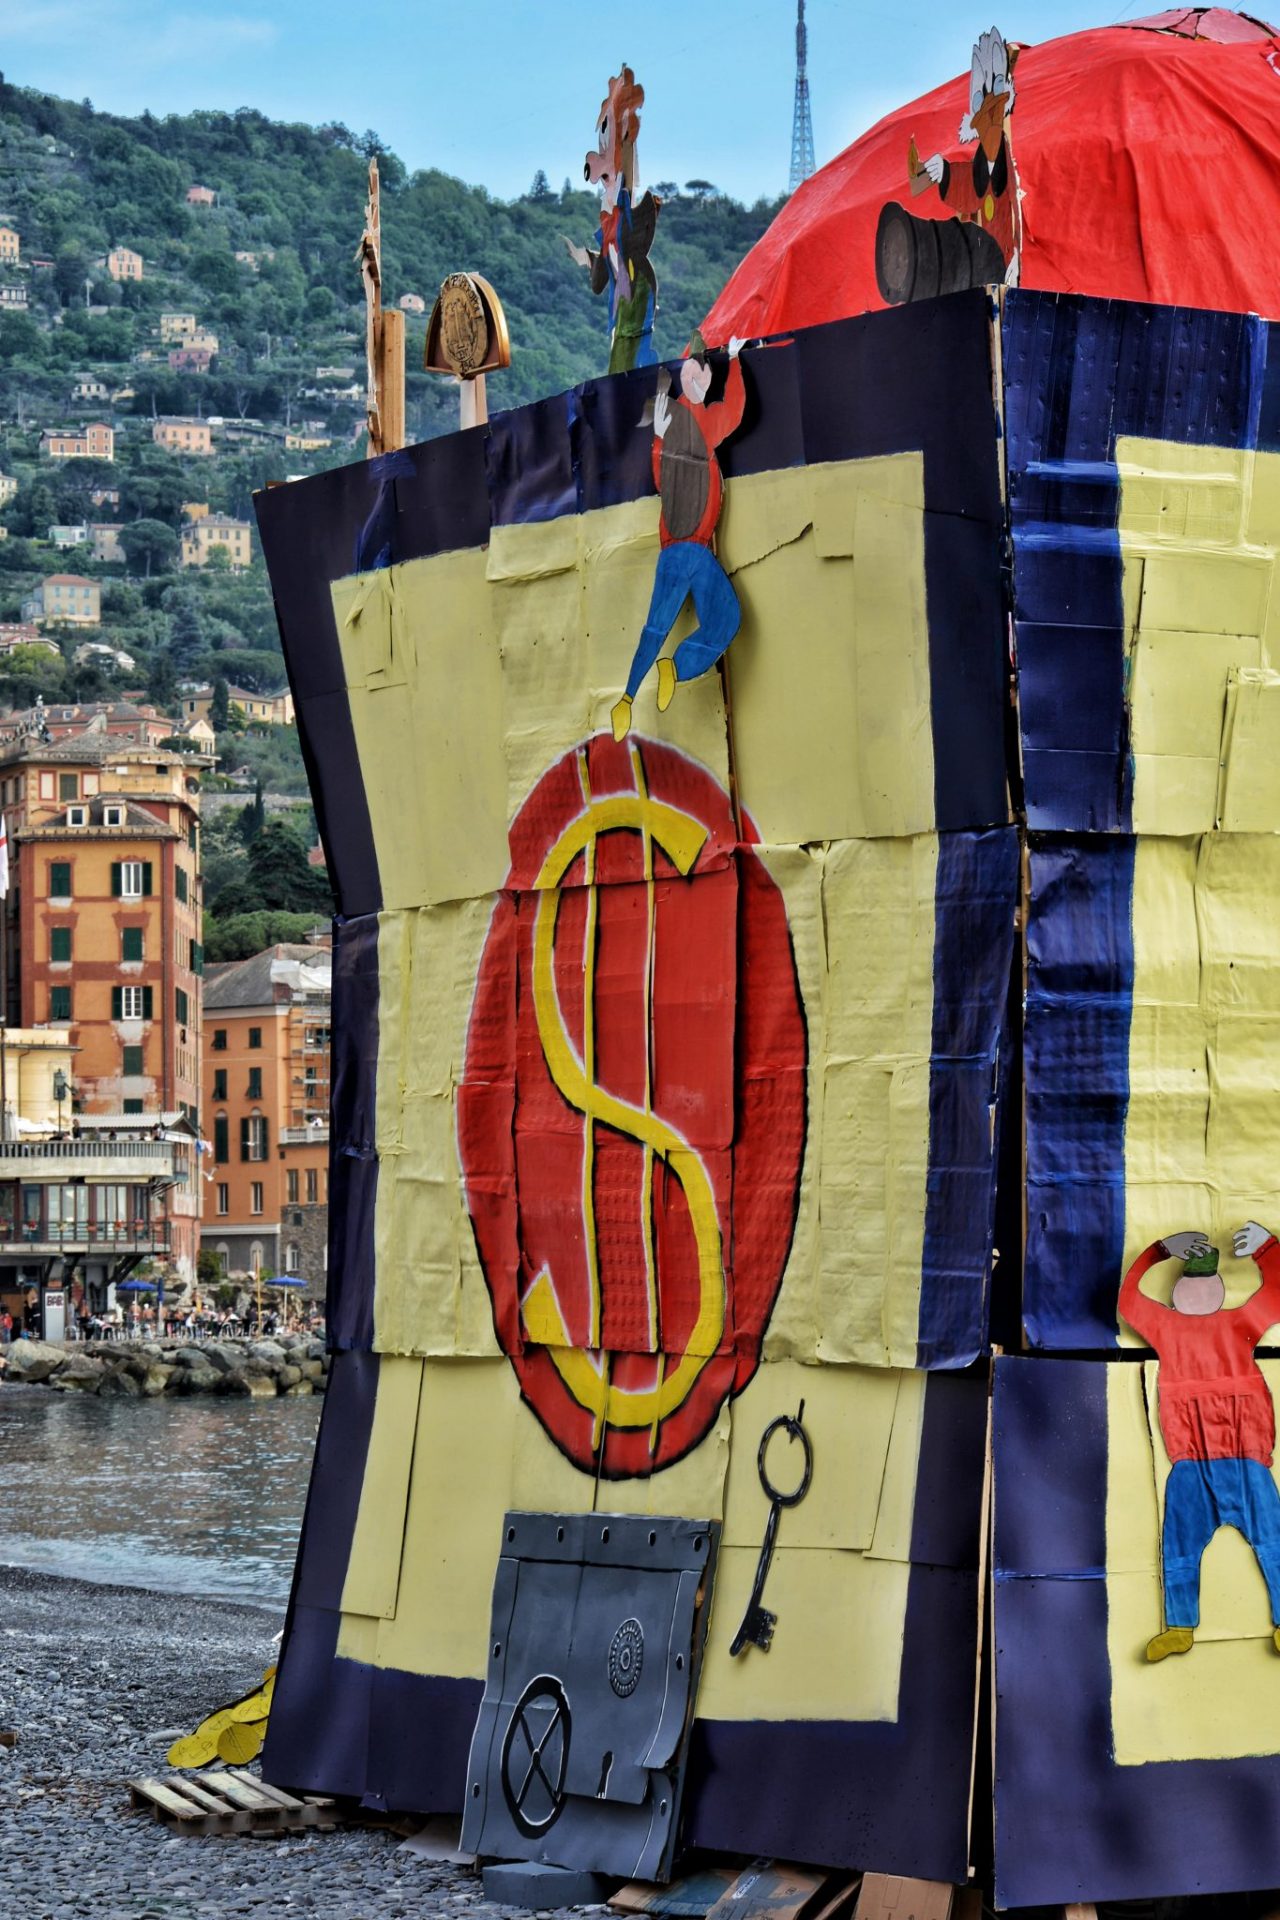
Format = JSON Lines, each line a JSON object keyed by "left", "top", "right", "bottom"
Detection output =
{"left": 918, "top": 829, "right": 1019, "bottom": 1368}
{"left": 1024, "top": 836, "right": 1136, "bottom": 1350}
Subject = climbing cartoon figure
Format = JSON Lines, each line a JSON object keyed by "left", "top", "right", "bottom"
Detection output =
{"left": 875, "top": 25, "right": 1023, "bottom": 306}
{"left": 563, "top": 64, "right": 660, "bottom": 374}
{"left": 611, "top": 340, "right": 747, "bottom": 744}
{"left": 1119, "top": 1222, "right": 1280, "bottom": 1661}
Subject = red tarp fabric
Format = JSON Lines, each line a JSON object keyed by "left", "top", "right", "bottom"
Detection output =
{"left": 701, "top": 9, "right": 1280, "bottom": 344}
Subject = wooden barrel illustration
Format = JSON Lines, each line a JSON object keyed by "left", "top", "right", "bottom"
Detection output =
{"left": 875, "top": 202, "right": 1008, "bottom": 307}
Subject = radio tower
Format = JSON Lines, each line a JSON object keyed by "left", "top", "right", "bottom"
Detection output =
{"left": 789, "top": 0, "right": 816, "bottom": 193}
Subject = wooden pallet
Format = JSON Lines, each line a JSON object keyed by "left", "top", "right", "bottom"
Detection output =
{"left": 128, "top": 1767, "right": 337, "bottom": 1837}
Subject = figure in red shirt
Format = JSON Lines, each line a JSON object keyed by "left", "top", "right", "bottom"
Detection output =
{"left": 611, "top": 340, "right": 747, "bottom": 743}
{"left": 1119, "top": 1221, "right": 1280, "bottom": 1661}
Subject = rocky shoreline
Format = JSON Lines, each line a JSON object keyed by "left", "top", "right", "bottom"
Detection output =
{"left": 2, "top": 1333, "right": 329, "bottom": 1398}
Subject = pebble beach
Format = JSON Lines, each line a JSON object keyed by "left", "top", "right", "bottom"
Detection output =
{"left": 0, "top": 1568, "right": 595, "bottom": 1920}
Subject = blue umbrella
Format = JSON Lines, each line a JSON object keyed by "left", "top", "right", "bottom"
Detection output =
{"left": 116, "top": 1277, "right": 157, "bottom": 1291}
{"left": 265, "top": 1275, "right": 308, "bottom": 1288}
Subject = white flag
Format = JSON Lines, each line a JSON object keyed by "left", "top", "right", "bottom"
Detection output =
{"left": 0, "top": 812, "right": 9, "bottom": 899}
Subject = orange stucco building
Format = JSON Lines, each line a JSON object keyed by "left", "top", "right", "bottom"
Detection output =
{"left": 202, "top": 944, "right": 331, "bottom": 1281}
{"left": 0, "top": 728, "right": 213, "bottom": 1282}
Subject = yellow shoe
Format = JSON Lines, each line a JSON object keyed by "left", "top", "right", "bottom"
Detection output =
{"left": 1146, "top": 1626, "right": 1194, "bottom": 1662}
{"left": 656, "top": 657, "right": 677, "bottom": 713}
{"left": 1272, "top": 1627, "right": 1280, "bottom": 1655}
{"left": 611, "top": 695, "right": 633, "bottom": 742}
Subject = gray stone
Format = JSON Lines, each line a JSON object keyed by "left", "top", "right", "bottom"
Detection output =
{"left": 298, "top": 1359, "right": 325, "bottom": 1380}
{"left": 282, "top": 1380, "right": 313, "bottom": 1397}
{"left": 481, "top": 1863, "right": 619, "bottom": 1909}
{"left": 172, "top": 1365, "right": 219, "bottom": 1395}
{"left": 5, "top": 1339, "right": 67, "bottom": 1383}
{"left": 201, "top": 1344, "right": 245, "bottom": 1376}
{"left": 139, "top": 1366, "right": 172, "bottom": 1397}
{"left": 276, "top": 1364, "right": 302, "bottom": 1388}
{"left": 55, "top": 1355, "right": 106, "bottom": 1392}
{"left": 248, "top": 1340, "right": 287, "bottom": 1365}
{"left": 97, "top": 1368, "right": 141, "bottom": 1397}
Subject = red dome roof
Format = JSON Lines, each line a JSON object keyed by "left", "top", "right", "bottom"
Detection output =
{"left": 702, "top": 10, "right": 1280, "bottom": 343}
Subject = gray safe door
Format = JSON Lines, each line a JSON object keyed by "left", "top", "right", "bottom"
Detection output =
{"left": 460, "top": 1512, "right": 718, "bottom": 1881}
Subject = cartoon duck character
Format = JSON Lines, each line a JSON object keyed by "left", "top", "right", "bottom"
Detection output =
{"left": 910, "top": 26, "right": 1021, "bottom": 283}
{"left": 563, "top": 64, "right": 660, "bottom": 373}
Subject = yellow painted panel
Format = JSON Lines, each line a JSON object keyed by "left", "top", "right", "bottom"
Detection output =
{"left": 1138, "top": 551, "right": 1270, "bottom": 640}
{"left": 719, "top": 1360, "right": 902, "bottom": 1552}
{"left": 335, "top": 1356, "right": 921, "bottom": 1726}
{"left": 816, "top": 836, "right": 938, "bottom": 1368}
{"left": 1129, "top": 631, "right": 1261, "bottom": 760}
{"left": 1117, "top": 438, "right": 1280, "bottom": 835}
{"left": 333, "top": 555, "right": 509, "bottom": 911}
{"left": 340, "top": 1355, "right": 424, "bottom": 1620}
{"left": 698, "top": 1548, "right": 911, "bottom": 1724}
{"left": 1218, "top": 670, "right": 1280, "bottom": 832}
{"left": 728, "top": 454, "right": 934, "bottom": 845}
{"left": 1108, "top": 1362, "right": 1280, "bottom": 1764}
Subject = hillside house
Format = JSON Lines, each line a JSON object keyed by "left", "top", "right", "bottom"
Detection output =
{"left": 41, "top": 424, "right": 114, "bottom": 463}
{"left": 73, "top": 640, "right": 135, "bottom": 672}
{"left": 90, "top": 525, "right": 124, "bottom": 564}
{"left": 168, "top": 347, "right": 214, "bottom": 374}
{"left": 284, "top": 432, "right": 331, "bottom": 452}
{"left": 24, "top": 576, "right": 101, "bottom": 627}
{"left": 179, "top": 516, "right": 251, "bottom": 570}
{"left": 0, "top": 623, "right": 57, "bottom": 657}
{"left": 0, "top": 285, "right": 29, "bottom": 311}
{"left": 0, "top": 474, "right": 17, "bottom": 507}
{"left": 0, "top": 226, "right": 19, "bottom": 262}
{"left": 153, "top": 419, "right": 214, "bottom": 455}
{"left": 186, "top": 185, "right": 216, "bottom": 206}
{"left": 398, "top": 292, "right": 426, "bottom": 314}
{"left": 89, "top": 485, "right": 120, "bottom": 510}
{"left": 159, "top": 312, "right": 197, "bottom": 343}
{"left": 49, "top": 525, "right": 89, "bottom": 550}
{"left": 105, "top": 247, "right": 143, "bottom": 282}
{"left": 73, "top": 377, "right": 109, "bottom": 402}
{"left": 181, "top": 683, "right": 293, "bottom": 727}
{"left": 181, "top": 502, "right": 209, "bottom": 522}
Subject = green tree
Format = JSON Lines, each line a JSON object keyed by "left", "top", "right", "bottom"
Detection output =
{"left": 210, "top": 676, "right": 230, "bottom": 730}
{"left": 118, "top": 518, "right": 178, "bottom": 579}
{"left": 242, "top": 817, "right": 331, "bottom": 913}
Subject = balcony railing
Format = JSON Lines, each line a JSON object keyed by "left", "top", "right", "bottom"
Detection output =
{"left": 0, "top": 1137, "right": 187, "bottom": 1182}
{"left": 0, "top": 1138, "right": 181, "bottom": 1164}
{"left": 5, "top": 1221, "right": 169, "bottom": 1250}
{"left": 280, "top": 1126, "right": 329, "bottom": 1145}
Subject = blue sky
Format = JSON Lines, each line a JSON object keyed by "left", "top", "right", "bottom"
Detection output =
{"left": 2, "top": 1, "right": 1167, "bottom": 203}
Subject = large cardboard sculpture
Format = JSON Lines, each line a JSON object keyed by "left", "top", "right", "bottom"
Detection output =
{"left": 256, "top": 21, "right": 1280, "bottom": 1899}
{"left": 257, "top": 294, "right": 1010, "bottom": 1885}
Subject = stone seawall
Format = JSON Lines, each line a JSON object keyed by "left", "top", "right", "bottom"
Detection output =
{"left": 1, "top": 1334, "right": 330, "bottom": 1397}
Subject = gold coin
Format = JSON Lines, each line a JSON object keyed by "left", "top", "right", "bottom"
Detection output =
{"left": 167, "top": 1731, "right": 219, "bottom": 1769}
{"left": 193, "top": 1707, "right": 237, "bottom": 1739}
{"left": 227, "top": 1691, "right": 270, "bottom": 1724}
{"left": 217, "top": 1721, "right": 264, "bottom": 1765}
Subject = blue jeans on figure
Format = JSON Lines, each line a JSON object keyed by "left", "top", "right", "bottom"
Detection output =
{"left": 625, "top": 541, "right": 741, "bottom": 700}
{"left": 1162, "top": 1456, "right": 1280, "bottom": 1627}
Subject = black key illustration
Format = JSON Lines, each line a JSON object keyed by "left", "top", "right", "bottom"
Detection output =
{"left": 730, "top": 1401, "right": 813, "bottom": 1656}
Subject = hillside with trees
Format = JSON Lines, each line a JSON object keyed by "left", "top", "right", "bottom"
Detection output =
{"left": 0, "top": 75, "right": 784, "bottom": 952}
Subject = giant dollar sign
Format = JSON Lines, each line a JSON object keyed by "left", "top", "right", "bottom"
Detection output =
{"left": 521, "top": 767, "right": 726, "bottom": 1434}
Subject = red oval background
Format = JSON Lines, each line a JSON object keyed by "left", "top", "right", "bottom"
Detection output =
{"left": 457, "top": 734, "right": 808, "bottom": 1477}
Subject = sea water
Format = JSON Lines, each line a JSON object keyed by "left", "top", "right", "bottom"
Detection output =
{"left": 0, "top": 1387, "right": 320, "bottom": 1605}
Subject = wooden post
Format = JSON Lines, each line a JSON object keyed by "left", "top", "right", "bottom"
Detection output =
{"left": 358, "top": 158, "right": 384, "bottom": 455}
{"left": 378, "top": 308, "right": 406, "bottom": 452}
{"left": 459, "top": 372, "right": 488, "bottom": 431}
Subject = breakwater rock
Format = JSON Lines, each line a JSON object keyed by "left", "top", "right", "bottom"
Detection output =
{"left": 3, "top": 1334, "right": 329, "bottom": 1398}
